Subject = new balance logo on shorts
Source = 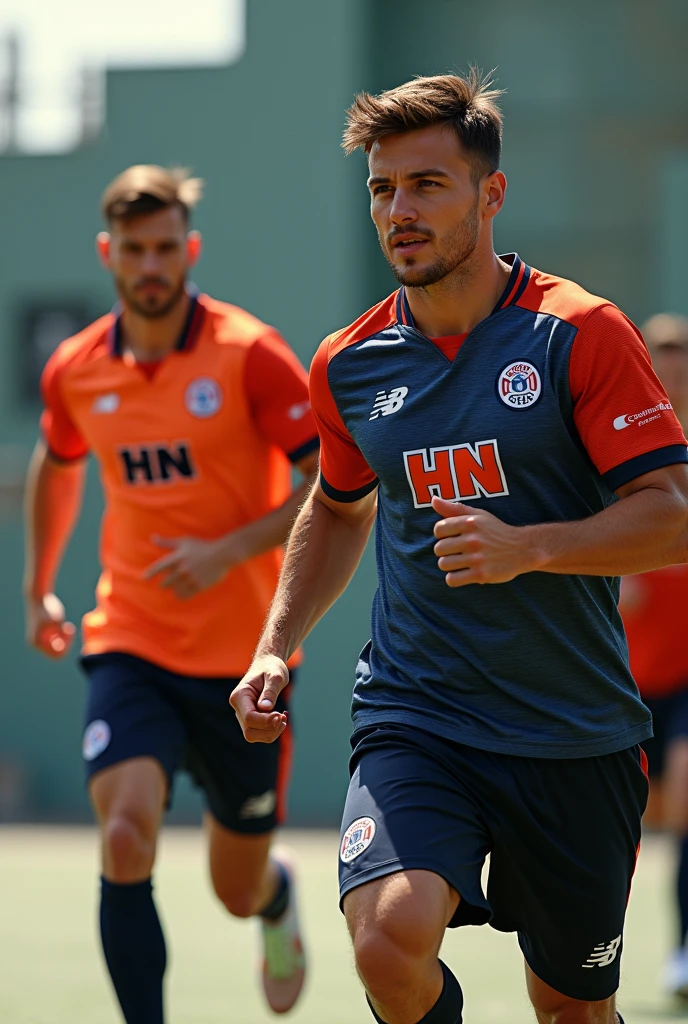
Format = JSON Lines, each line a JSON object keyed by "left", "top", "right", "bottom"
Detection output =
{"left": 239, "top": 789, "right": 276, "bottom": 819}
{"left": 581, "top": 935, "right": 621, "bottom": 968}
{"left": 403, "top": 439, "right": 509, "bottom": 508}
{"left": 369, "top": 386, "right": 408, "bottom": 420}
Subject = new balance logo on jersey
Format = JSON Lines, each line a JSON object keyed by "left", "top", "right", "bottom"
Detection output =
{"left": 369, "top": 386, "right": 408, "bottom": 420}
{"left": 582, "top": 935, "right": 621, "bottom": 968}
{"left": 118, "top": 443, "right": 196, "bottom": 485}
{"left": 404, "top": 439, "right": 509, "bottom": 508}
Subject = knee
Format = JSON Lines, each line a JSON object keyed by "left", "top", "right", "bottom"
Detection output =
{"left": 213, "top": 880, "right": 259, "bottom": 919}
{"left": 351, "top": 910, "right": 438, "bottom": 998}
{"left": 102, "top": 814, "right": 156, "bottom": 882}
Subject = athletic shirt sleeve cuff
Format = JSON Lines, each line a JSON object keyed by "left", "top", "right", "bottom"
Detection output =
{"left": 320, "top": 472, "right": 379, "bottom": 503}
{"left": 602, "top": 443, "right": 688, "bottom": 491}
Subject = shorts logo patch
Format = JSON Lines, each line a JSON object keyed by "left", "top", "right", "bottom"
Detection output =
{"left": 581, "top": 934, "right": 621, "bottom": 968}
{"left": 497, "top": 360, "right": 541, "bottom": 409}
{"left": 239, "top": 790, "right": 276, "bottom": 819}
{"left": 82, "top": 720, "right": 111, "bottom": 762}
{"left": 185, "top": 377, "right": 223, "bottom": 418}
{"left": 340, "top": 816, "right": 376, "bottom": 863}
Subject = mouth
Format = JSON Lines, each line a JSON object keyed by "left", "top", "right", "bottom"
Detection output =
{"left": 390, "top": 235, "right": 430, "bottom": 255}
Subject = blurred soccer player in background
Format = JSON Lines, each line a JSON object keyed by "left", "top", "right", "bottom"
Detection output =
{"left": 231, "top": 73, "right": 688, "bottom": 1024}
{"left": 620, "top": 313, "right": 688, "bottom": 1000}
{"left": 22, "top": 166, "right": 317, "bottom": 1023}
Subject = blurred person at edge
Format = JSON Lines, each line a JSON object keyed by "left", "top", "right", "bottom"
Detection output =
{"left": 621, "top": 313, "right": 688, "bottom": 1000}
{"left": 22, "top": 166, "right": 317, "bottom": 1024}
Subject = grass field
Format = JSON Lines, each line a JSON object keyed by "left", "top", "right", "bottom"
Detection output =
{"left": 0, "top": 827, "right": 685, "bottom": 1023}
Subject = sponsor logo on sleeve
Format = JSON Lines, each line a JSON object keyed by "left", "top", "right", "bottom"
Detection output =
{"left": 613, "top": 401, "right": 673, "bottom": 430}
{"left": 340, "top": 816, "right": 376, "bottom": 863}
{"left": 497, "top": 361, "right": 542, "bottom": 408}
{"left": 82, "top": 720, "right": 111, "bottom": 762}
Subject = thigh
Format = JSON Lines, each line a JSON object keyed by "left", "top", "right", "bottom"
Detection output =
{"left": 343, "top": 869, "right": 456, "bottom": 954}
{"left": 486, "top": 745, "right": 648, "bottom": 1002}
{"left": 339, "top": 725, "right": 490, "bottom": 927}
{"left": 81, "top": 653, "right": 188, "bottom": 795}
{"left": 206, "top": 814, "right": 272, "bottom": 894}
{"left": 90, "top": 757, "right": 167, "bottom": 829}
{"left": 182, "top": 675, "right": 294, "bottom": 834}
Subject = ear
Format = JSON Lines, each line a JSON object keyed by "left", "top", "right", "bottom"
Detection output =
{"left": 96, "top": 232, "right": 111, "bottom": 268}
{"left": 186, "top": 230, "right": 202, "bottom": 266}
{"left": 483, "top": 171, "right": 507, "bottom": 221}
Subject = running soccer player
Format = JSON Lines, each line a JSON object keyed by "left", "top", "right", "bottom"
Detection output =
{"left": 23, "top": 165, "right": 317, "bottom": 1023}
{"left": 619, "top": 313, "right": 688, "bottom": 999}
{"left": 230, "top": 74, "right": 688, "bottom": 1024}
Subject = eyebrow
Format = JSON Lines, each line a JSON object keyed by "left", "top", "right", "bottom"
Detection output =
{"left": 367, "top": 168, "right": 452, "bottom": 187}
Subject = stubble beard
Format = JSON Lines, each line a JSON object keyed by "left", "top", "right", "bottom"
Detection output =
{"left": 384, "top": 200, "right": 480, "bottom": 289}
{"left": 115, "top": 275, "right": 188, "bottom": 319}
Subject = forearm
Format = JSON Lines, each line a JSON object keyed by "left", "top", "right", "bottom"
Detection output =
{"left": 217, "top": 477, "right": 314, "bottom": 566}
{"left": 23, "top": 442, "right": 86, "bottom": 598}
{"left": 526, "top": 482, "right": 688, "bottom": 576}
{"left": 256, "top": 490, "right": 375, "bottom": 661}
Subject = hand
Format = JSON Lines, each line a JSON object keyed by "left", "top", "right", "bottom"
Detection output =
{"left": 432, "top": 496, "right": 538, "bottom": 587}
{"left": 230, "top": 655, "right": 290, "bottom": 744}
{"left": 25, "top": 593, "right": 76, "bottom": 658}
{"left": 143, "top": 534, "right": 241, "bottom": 599}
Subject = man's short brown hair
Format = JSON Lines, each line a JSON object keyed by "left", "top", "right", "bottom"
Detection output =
{"left": 342, "top": 70, "right": 504, "bottom": 182}
{"left": 101, "top": 165, "right": 204, "bottom": 225}
{"left": 642, "top": 313, "right": 688, "bottom": 353}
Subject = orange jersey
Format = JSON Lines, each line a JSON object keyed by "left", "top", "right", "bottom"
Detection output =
{"left": 40, "top": 292, "right": 319, "bottom": 677}
{"left": 620, "top": 564, "right": 688, "bottom": 698}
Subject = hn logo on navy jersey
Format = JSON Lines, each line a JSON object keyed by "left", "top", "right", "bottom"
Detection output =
{"left": 404, "top": 440, "right": 509, "bottom": 508}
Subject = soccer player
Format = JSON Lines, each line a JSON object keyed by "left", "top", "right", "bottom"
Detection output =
{"left": 619, "top": 313, "right": 688, "bottom": 998}
{"left": 230, "top": 73, "right": 688, "bottom": 1024}
{"left": 23, "top": 165, "right": 318, "bottom": 1023}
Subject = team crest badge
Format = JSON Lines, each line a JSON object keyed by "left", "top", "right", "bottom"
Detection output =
{"left": 185, "top": 377, "right": 223, "bottom": 418}
{"left": 497, "top": 360, "right": 542, "bottom": 408}
{"left": 340, "top": 816, "right": 376, "bottom": 863}
{"left": 82, "top": 720, "right": 111, "bottom": 762}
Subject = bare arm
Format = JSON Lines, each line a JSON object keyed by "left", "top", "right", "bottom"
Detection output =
{"left": 230, "top": 481, "right": 377, "bottom": 741}
{"left": 432, "top": 463, "right": 688, "bottom": 586}
{"left": 23, "top": 440, "right": 87, "bottom": 655}
{"left": 143, "top": 450, "right": 320, "bottom": 598}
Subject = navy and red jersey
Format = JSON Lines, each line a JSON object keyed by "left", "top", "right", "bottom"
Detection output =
{"left": 310, "top": 254, "right": 688, "bottom": 758}
{"left": 620, "top": 564, "right": 688, "bottom": 698}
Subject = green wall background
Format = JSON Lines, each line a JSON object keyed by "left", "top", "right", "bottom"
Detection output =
{"left": 0, "top": 0, "right": 686, "bottom": 823}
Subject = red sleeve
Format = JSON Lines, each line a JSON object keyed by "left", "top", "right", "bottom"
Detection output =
{"left": 569, "top": 304, "right": 688, "bottom": 490}
{"left": 244, "top": 333, "right": 320, "bottom": 463}
{"left": 39, "top": 349, "right": 89, "bottom": 461}
{"left": 309, "top": 339, "right": 378, "bottom": 502}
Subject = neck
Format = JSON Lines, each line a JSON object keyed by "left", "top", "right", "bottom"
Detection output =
{"left": 404, "top": 247, "right": 511, "bottom": 338}
{"left": 119, "top": 291, "right": 192, "bottom": 361}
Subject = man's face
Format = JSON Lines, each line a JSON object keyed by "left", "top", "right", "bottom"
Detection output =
{"left": 367, "top": 125, "right": 494, "bottom": 288}
{"left": 104, "top": 206, "right": 191, "bottom": 318}
{"left": 651, "top": 345, "right": 688, "bottom": 416}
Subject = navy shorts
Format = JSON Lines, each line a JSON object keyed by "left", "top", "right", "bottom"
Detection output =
{"left": 642, "top": 688, "right": 688, "bottom": 777}
{"left": 81, "top": 653, "right": 293, "bottom": 834}
{"left": 338, "top": 724, "right": 648, "bottom": 1002}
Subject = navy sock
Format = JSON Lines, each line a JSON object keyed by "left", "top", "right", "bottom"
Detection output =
{"left": 100, "top": 877, "right": 166, "bottom": 1024}
{"left": 678, "top": 836, "right": 688, "bottom": 946}
{"left": 260, "top": 861, "right": 290, "bottom": 921}
{"left": 366, "top": 961, "right": 463, "bottom": 1023}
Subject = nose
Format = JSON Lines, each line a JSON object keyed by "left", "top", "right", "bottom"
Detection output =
{"left": 140, "top": 250, "right": 162, "bottom": 274}
{"left": 388, "top": 187, "right": 418, "bottom": 226}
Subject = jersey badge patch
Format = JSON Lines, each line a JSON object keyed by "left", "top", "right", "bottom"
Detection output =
{"left": 185, "top": 377, "right": 223, "bottom": 418}
{"left": 369, "top": 386, "right": 408, "bottom": 421}
{"left": 497, "top": 361, "right": 541, "bottom": 409}
{"left": 82, "top": 719, "right": 111, "bottom": 762}
{"left": 92, "top": 393, "right": 120, "bottom": 414}
{"left": 340, "top": 816, "right": 376, "bottom": 863}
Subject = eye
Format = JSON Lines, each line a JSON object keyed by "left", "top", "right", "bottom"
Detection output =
{"left": 418, "top": 179, "right": 441, "bottom": 188}
{"left": 371, "top": 184, "right": 393, "bottom": 196}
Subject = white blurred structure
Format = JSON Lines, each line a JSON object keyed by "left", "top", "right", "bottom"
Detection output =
{"left": 0, "top": 0, "right": 245, "bottom": 152}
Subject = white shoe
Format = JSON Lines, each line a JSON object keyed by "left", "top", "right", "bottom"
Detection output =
{"left": 663, "top": 948, "right": 688, "bottom": 999}
{"left": 260, "top": 854, "right": 306, "bottom": 1014}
